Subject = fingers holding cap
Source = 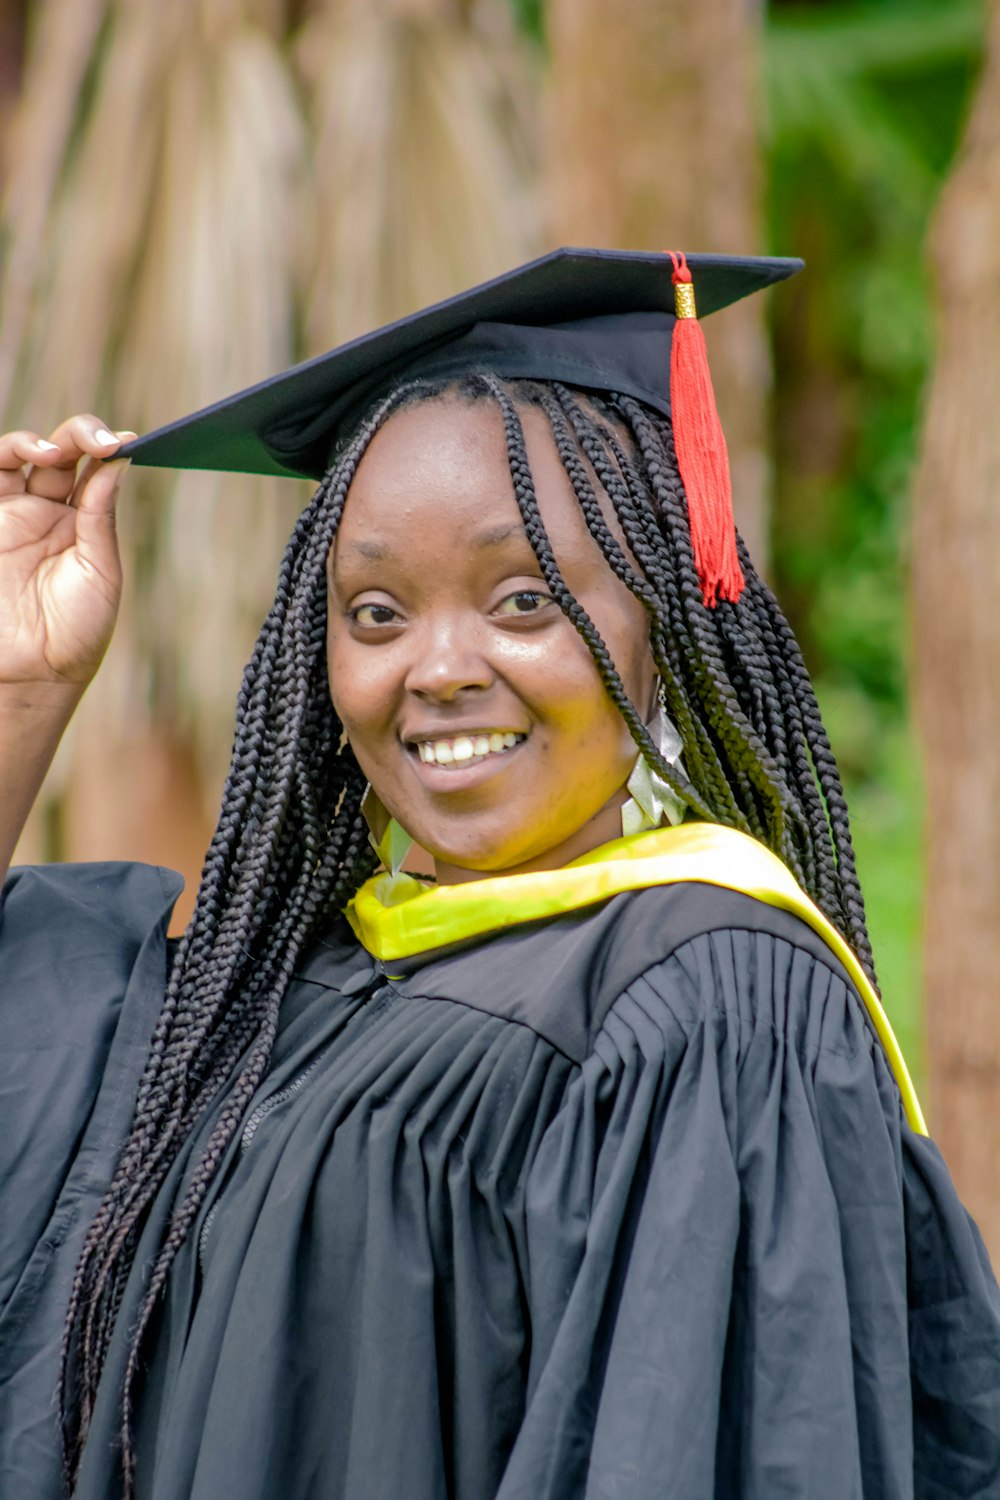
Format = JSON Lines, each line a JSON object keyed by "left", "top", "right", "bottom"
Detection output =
{"left": 21, "top": 416, "right": 133, "bottom": 501}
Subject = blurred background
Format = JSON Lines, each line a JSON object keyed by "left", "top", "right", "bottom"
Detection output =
{"left": 2, "top": 0, "right": 998, "bottom": 1252}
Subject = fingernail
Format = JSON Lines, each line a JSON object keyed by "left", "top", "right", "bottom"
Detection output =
{"left": 115, "top": 430, "right": 138, "bottom": 442}
{"left": 35, "top": 439, "right": 60, "bottom": 451}
{"left": 95, "top": 428, "right": 118, "bottom": 445}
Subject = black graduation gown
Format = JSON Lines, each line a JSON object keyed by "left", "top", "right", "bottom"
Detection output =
{"left": 1, "top": 859, "right": 998, "bottom": 1500}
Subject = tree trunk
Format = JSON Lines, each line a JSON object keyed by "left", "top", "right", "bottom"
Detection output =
{"left": 911, "top": 0, "right": 1000, "bottom": 1259}
{"left": 0, "top": 0, "right": 27, "bottom": 159}
{"left": 544, "top": 0, "right": 771, "bottom": 568}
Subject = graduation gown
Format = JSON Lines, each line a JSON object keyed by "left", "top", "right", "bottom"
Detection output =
{"left": 1, "top": 828, "right": 998, "bottom": 1500}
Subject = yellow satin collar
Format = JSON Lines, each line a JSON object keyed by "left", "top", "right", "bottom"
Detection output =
{"left": 345, "top": 822, "right": 926, "bottom": 1135}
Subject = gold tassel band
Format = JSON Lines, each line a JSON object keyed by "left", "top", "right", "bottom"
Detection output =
{"left": 674, "top": 281, "right": 697, "bottom": 320}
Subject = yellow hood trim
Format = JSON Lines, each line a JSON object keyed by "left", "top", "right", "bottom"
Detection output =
{"left": 346, "top": 822, "right": 926, "bottom": 1135}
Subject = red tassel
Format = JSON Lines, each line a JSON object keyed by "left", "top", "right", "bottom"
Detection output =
{"left": 668, "top": 251, "right": 745, "bottom": 607}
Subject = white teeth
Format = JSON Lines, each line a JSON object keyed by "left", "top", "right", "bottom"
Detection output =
{"left": 415, "top": 732, "right": 524, "bottom": 766}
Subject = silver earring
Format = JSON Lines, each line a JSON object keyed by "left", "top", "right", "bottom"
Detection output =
{"left": 361, "top": 784, "right": 413, "bottom": 877}
{"left": 620, "top": 698, "right": 687, "bottom": 837}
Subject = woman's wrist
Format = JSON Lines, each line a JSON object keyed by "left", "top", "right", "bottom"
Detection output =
{"left": 0, "top": 680, "right": 88, "bottom": 880}
{"left": 0, "top": 677, "right": 88, "bottom": 718}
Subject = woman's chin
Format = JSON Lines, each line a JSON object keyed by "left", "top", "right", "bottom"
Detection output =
{"left": 420, "top": 805, "right": 627, "bottom": 886}
{"left": 423, "top": 840, "right": 534, "bottom": 885}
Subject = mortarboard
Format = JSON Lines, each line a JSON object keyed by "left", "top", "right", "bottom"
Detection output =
{"left": 119, "top": 246, "right": 803, "bottom": 604}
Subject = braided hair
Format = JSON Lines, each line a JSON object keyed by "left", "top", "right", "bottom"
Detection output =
{"left": 61, "top": 373, "right": 874, "bottom": 1493}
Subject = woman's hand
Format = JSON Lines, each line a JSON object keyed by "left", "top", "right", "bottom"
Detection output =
{"left": 0, "top": 415, "right": 131, "bottom": 692}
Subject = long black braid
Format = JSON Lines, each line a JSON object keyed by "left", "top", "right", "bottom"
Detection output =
{"left": 62, "top": 371, "right": 875, "bottom": 1493}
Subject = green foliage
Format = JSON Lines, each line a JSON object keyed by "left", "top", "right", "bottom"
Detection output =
{"left": 505, "top": 0, "right": 545, "bottom": 47}
{"left": 816, "top": 687, "right": 926, "bottom": 1084}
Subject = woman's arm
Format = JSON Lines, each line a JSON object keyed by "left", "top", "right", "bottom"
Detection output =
{"left": 0, "top": 680, "right": 84, "bottom": 878}
{"left": 0, "top": 416, "right": 129, "bottom": 881}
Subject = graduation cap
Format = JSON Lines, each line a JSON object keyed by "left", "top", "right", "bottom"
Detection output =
{"left": 120, "top": 246, "right": 802, "bottom": 605}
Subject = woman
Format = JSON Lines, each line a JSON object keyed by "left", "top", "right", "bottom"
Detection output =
{"left": 1, "top": 248, "right": 998, "bottom": 1500}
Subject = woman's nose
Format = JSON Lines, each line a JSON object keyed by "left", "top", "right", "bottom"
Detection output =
{"left": 403, "top": 619, "right": 494, "bottom": 702}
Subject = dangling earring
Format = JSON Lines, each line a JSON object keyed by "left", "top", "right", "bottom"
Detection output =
{"left": 620, "top": 694, "right": 687, "bottom": 837}
{"left": 361, "top": 784, "right": 413, "bottom": 878}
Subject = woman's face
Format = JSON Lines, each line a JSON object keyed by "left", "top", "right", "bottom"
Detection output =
{"left": 326, "top": 396, "right": 657, "bottom": 883}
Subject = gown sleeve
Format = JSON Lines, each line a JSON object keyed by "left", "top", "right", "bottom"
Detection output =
{"left": 500, "top": 924, "right": 1000, "bottom": 1500}
{"left": 0, "top": 862, "right": 181, "bottom": 1315}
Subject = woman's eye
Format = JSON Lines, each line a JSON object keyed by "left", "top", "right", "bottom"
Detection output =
{"left": 496, "top": 590, "right": 553, "bottom": 618}
{"left": 351, "top": 602, "right": 399, "bottom": 627}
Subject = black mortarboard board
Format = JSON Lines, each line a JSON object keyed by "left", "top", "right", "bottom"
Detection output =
{"left": 119, "top": 247, "right": 802, "bottom": 485}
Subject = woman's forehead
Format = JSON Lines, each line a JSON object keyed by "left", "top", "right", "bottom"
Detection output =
{"left": 330, "top": 394, "right": 635, "bottom": 570}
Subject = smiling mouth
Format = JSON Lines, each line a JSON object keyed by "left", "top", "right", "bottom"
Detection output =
{"left": 411, "top": 731, "right": 527, "bottom": 768}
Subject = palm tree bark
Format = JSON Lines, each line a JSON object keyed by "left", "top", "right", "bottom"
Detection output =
{"left": 912, "top": 0, "right": 1000, "bottom": 1257}
{"left": 544, "top": 0, "right": 771, "bottom": 567}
